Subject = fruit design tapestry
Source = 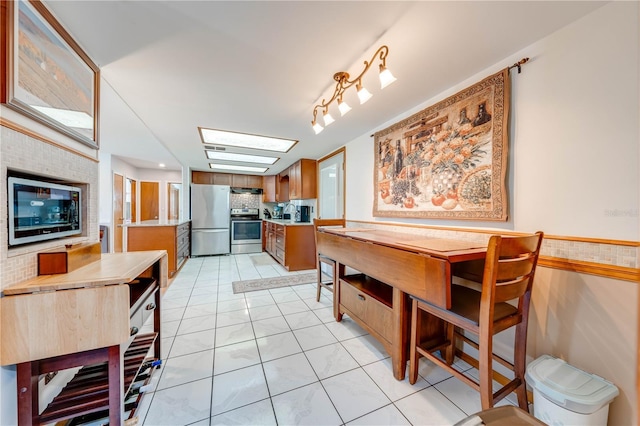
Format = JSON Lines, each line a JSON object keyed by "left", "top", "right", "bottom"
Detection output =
{"left": 373, "top": 68, "right": 509, "bottom": 221}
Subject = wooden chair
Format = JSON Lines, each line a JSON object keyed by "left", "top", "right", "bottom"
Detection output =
{"left": 409, "top": 232, "right": 543, "bottom": 412}
{"left": 313, "top": 218, "right": 346, "bottom": 301}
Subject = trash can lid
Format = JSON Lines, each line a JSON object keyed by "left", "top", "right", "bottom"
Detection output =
{"left": 525, "top": 354, "right": 619, "bottom": 414}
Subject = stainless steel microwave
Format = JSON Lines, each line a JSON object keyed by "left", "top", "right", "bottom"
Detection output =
{"left": 8, "top": 176, "right": 82, "bottom": 246}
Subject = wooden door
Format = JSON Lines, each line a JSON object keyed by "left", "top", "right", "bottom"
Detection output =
{"left": 318, "top": 148, "right": 345, "bottom": 219}
{"left": 113, "top": 173, "right": 124, "bottom": 252}
{"left": 140, "top": 181, "right": 160, "bottom": 221}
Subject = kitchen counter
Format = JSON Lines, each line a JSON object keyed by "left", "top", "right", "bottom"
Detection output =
{"left": 125, "top": 219, "right": 191, "bottom": 227}
{"left": 263, "top": 218, "right": 312, "bottom": 226}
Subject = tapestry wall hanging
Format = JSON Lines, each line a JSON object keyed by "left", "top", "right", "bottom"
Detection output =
{"left": 373, "top": 68, "right": 509, "bottom": 220}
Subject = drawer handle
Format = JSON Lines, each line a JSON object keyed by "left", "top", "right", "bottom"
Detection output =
{"left": 130, "top": 326, "right": 139, "bottom": 336}
{"left": 145, "top": 303, "right": 156, "bottom": 310}
{"left": 358, "top": 294, "right": 366, "bottom": 301}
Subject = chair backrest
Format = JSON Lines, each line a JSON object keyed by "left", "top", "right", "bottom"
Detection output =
{"left": 313, "top": 218, "right": 346, "bottom": 256}
{"left": 480, "top": 232, "right": 544, "bottom": 322}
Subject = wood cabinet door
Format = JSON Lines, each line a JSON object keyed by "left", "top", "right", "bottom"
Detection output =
{"left": 232, "top": 174, "right": 249, "bottom": 187}
{"left": 140, "top": 181, "right": 160, "bottom": 221}
{"left": 299, "top": 159, "right": 317, "bottom": 199}
{"left": 289, "top": 161, "right": 300, "bottom": 199}
{"left": 213, "top": 173, "right": 232, "bottom": 185}
{"left": 247, "top": 175, "right": 263, "bottom": 189}
{"left": 263, "top": 176, "right": 276, "bottom": 202}
{"left": 277, "top": 174, "right": 290, "bottom": 202}
{"left": 191, "top": 171, "right": 214, "bottom": 184}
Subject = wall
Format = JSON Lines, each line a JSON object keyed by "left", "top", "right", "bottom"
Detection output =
{"left": 344, "top": 3, "right": 638, "bottom": 424}
{"left": 99, "top": 154, "right": 183, "bottom": 251}
{"left": 0, "top": 118, "right": 100, "bottom": 425}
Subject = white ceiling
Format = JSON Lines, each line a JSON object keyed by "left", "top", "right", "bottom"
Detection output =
{"left": 44, "top": 1, "right": 605, "bottom": 174}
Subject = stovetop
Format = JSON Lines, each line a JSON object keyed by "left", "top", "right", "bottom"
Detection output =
{"left": 230, "top": 208, "right": 260, "bottom": 220}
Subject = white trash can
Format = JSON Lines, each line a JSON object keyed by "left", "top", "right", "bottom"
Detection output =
{"left": 526, "top": 355, "right": 619, "bottom": 426}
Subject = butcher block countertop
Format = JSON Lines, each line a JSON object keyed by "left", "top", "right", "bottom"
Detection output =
{"left": 2, "top": 250, "right": 168, "bottom": 296}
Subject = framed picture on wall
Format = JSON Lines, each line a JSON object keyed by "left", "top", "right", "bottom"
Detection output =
{"left": 373, "top": 69, "right": 510, "bottom": 221}
{"left": 0, "top": 0, "right": 100, "bottom": 148}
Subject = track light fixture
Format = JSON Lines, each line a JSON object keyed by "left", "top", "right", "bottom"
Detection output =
{"left": 311, "top": 45, "right": 396, "bottom": 134}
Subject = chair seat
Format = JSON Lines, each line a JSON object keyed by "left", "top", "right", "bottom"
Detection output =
{"left": 450, "top": 285, "right": 518, "bottom": 325}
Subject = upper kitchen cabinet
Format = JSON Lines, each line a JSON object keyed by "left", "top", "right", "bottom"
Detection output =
{"left": 277, "top": 173, "right": 290, "bottom": 203}
{"left": 263, "top": 175, "right": 276, "bottom": 203}
{"left": 289, "top": 159, "right": 317, "bottom": 200}
{"left": 192, "top": 171, "right": 261, "bottom": 188}
{"left": 232, "top": 174, "right": 263, "bottom": 188}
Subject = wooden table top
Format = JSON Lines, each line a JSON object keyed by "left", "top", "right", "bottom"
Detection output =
{"left": 2, "top": 251, "right": 167, "bottom": 296}
{"left": 321, "top": 227, "right": 487, "bottom": 262}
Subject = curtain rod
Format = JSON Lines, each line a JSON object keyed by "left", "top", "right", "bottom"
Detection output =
{"left": 370, "top": 57, "right": 530, "bottom": 137}
{"left": 508, "top": 57, "right": 529, "bottom": 74}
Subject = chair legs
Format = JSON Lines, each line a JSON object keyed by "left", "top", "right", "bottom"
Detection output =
{"left": 409, "top": 299, "right": 530, "bottom": 412}
{"left": 513, "top": 321, "right": 530, "bottom": 412}
{"left": 316, "top": 261, "right": 323, "bottom": 302}
{"left": 316, "top": 257, "right": 337, "bottom": 302}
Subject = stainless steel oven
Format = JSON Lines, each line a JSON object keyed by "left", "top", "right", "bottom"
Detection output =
{"left": 230, "top": 208, "right": 262, "bottom": 254}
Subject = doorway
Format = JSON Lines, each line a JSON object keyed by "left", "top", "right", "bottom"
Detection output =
{"left": 318, "top": 147, "right": 345, "bottom": 219}
{"left": 113, "top": 173, "right": 124, "bottom": 252}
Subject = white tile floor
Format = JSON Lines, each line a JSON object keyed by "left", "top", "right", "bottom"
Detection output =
{"left": 136, "top": 253, "right": 517, "bottom": 426}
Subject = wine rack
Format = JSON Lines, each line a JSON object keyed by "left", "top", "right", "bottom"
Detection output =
{"left": 39, "top": 333, "right": 159, "bottom": 424}
{"left": 14, "top": 269, "right": 162, "bottom": 425}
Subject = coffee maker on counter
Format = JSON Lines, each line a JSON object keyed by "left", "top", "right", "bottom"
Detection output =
{"left": 272, "top": 205, "right": 282, "bottom": 219}
{"left": 295, "top": 206, "right": 310, "bottom": 223}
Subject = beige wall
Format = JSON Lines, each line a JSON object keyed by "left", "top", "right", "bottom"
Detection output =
{"left": 530, "top": 268, "right": 637, "bottom": 424}
{"left": 343, "top": 3, "right": 638, "bottom": 424}
{"left": 0, "top": 122, "right": 100, "bottom": 425}
{"left": 0, "top": 124, "right": 100, "bottom": 289}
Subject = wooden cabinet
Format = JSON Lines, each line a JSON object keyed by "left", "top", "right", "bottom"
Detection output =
{"left": 263, "top": 175, "right": 276, "bottom": 202}
{"left": 264, "top": 221, "right": 315, "bottom": 271}
{"left": 246, "top": 174, "right": 263, "bottom": 188}
{"left": 1, "top": 252, "right": 167, "bottom": 425}
{"left": 277, "top": 174, "right": 290, "bottom": 202}
{"left": 192, "top": 171, "right": 262, "bottom": 188}
{"left": 127, "top": 222, "right": 190, "bottom": 277}
{"left": 176, "top": 222, "right": 191, "bottom": 270}
{"left": 289, "top": 159, "right": 317, "bottom": 200}
{"left": 232, "top": 174, "right": 263, "bottom": 188}
{"left": 338, "top": 274, "right": 395, "bottom": 345}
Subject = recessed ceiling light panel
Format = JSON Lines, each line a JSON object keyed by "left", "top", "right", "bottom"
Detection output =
{"left": 199, "top": 127, "right": 297, "bottom": 153}
{"left": 204, "top": 150, "right": 278, "bottom": 164}
{"left": 209, "top": 163, "right": 268, "bottom": 173}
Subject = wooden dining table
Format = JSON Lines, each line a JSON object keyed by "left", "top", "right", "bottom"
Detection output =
{"left": 316, "top": 227, "right": 487, "bottom": 380}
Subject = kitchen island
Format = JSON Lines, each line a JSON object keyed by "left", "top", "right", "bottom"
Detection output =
{"left": 126, "top": 220, "right": 190, "bottom": 277}
{"left": 1, "top": 250, "right": 167, "bottom": 424}
{"left": 263, "top": 219, "right": 315, "bottom": 271}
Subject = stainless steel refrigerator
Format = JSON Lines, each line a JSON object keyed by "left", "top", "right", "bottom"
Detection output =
{"left": 191, "top": 184, "right": 230, "bottom": 255}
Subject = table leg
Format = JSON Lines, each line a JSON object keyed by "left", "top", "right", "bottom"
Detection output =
{"left": 391, "top": 288, "right": 408, "bottom": 380}
{"left": 334, "top": 263, "right": 344, "bottom": 322}
{"left": 107, "top": 345, "right": 123, "bottom": 424}
{"left": 16, "top": 361, "right": 39, "bottom": 425}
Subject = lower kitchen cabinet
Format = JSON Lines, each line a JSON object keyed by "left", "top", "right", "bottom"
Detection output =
{"left": 264, "top": 221, "right": 315, "bottom": 271}
{"left": 127, "top": 221, "right": 190, "bottom": 277}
